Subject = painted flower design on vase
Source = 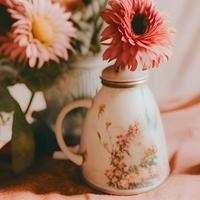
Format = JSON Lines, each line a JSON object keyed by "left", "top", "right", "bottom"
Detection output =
{"left": 97, "top": 111, "right": 159, "bottom": 190}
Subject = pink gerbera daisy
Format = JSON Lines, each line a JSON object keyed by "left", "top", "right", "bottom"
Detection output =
{"left": 0, "top": 0, "right": 75, "bottom": 68}
{"left": 100, "top": 0, "right": 175, "bottom": 71}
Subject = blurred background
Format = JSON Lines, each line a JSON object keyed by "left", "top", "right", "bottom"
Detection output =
{"left": 150, "top": 0, "right": 200, "bottom": 102}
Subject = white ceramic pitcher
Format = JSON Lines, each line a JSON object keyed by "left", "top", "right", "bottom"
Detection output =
{"left": 55, "top": 66, "right": 169, "bottom": 195}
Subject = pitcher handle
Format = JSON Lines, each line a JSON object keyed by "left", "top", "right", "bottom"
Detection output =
{"left": 55, "top": 99, "right": 92, "bottom": 166}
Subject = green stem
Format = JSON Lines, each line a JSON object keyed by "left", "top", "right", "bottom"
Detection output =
{"left": 24, "top": 92, "right": 34, "bottom": 115}
{"left": 89, "top": 1, "right": 108, "bottom": 54}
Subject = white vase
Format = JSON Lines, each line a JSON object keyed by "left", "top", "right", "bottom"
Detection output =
{"left": 44, "top": 53, "right": 107, "bottom": 127}
{"left": 54, "top": 66, "right": 169, "bottom": 195}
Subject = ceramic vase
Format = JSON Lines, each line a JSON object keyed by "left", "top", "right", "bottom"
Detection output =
{"left": 54, "top": 66, "right": 169, "bottom": 195}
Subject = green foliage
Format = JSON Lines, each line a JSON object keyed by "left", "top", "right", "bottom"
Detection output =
{"left": 0, "top": 88, "right": 35, "bottom": 173}
{"left": 82, "top": 0, "right": 92, "bottom": 5}
{"left": 0, "top": 4, "right": 14, "bottom": 35}
{"left": 19, "top": 62, "right": 65, "bottom": 92}
{"left": 0, "top": 59, "right": 66, "bottom": 92}
{"left": 0, "top": 59, "right": 67, "bottom": 173}
{"left": 71, "top": 0, "right": 108, "bottom": 55}
{"left": 12, "top": 116, "right": 35, "bottom": 173}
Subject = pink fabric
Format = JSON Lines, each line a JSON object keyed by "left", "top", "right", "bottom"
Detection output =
{"left": 0, "top": 102, "right": 200, "bottom": 199}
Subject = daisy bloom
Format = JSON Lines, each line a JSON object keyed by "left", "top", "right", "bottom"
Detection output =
{"left": 52, "top": 0, "right": 82, "bottom": 11}
{"left": 100, "top": 0, "right": 175, "bottom": 71}
{"left": 0, "top": 0, "right": 75, "bottom": 68}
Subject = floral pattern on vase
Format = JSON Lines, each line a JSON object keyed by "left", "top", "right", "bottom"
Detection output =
{"left": 97, "top": 122, "right": 159, "bottom": 190}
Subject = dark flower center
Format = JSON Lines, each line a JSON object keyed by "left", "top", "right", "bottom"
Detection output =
{"left": 131, "top": 14, "right": 149, "bottom": 36}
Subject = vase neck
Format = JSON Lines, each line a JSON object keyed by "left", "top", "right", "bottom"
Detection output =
{"left": 101, "top": 66, "right": 148, "bottom": 88}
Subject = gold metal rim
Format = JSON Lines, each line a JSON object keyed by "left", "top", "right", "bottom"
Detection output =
{"left": 101, "top": 78, "right": 147, "bottom": 88}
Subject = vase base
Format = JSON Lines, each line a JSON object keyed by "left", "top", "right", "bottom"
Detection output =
{"left": 82, "top": 171, "right": 169, "bottom": 196}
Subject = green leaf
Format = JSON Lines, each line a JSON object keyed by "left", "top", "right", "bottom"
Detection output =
{"left": 0, "top": 87, "right": 35, "bottom": 173}
{"left": 0, "top": 87, "right": 16, "bottom": 112}
{"left": 11, "top": 118, "right": 35, "bottom": 174}
{"left": 0, "top": 59, "right": 67, "bottom": 92}
{"left": 0, "top": 5, "right": 14, "bottom": 35}
{"left": 0, "top": 64, "right": 19, "bottom": 87}
{"left": 82, "top": 0, "right": 92, "bottom": 6}
{"left": 19, "top": 62, "right": 65, "bottom": 92}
